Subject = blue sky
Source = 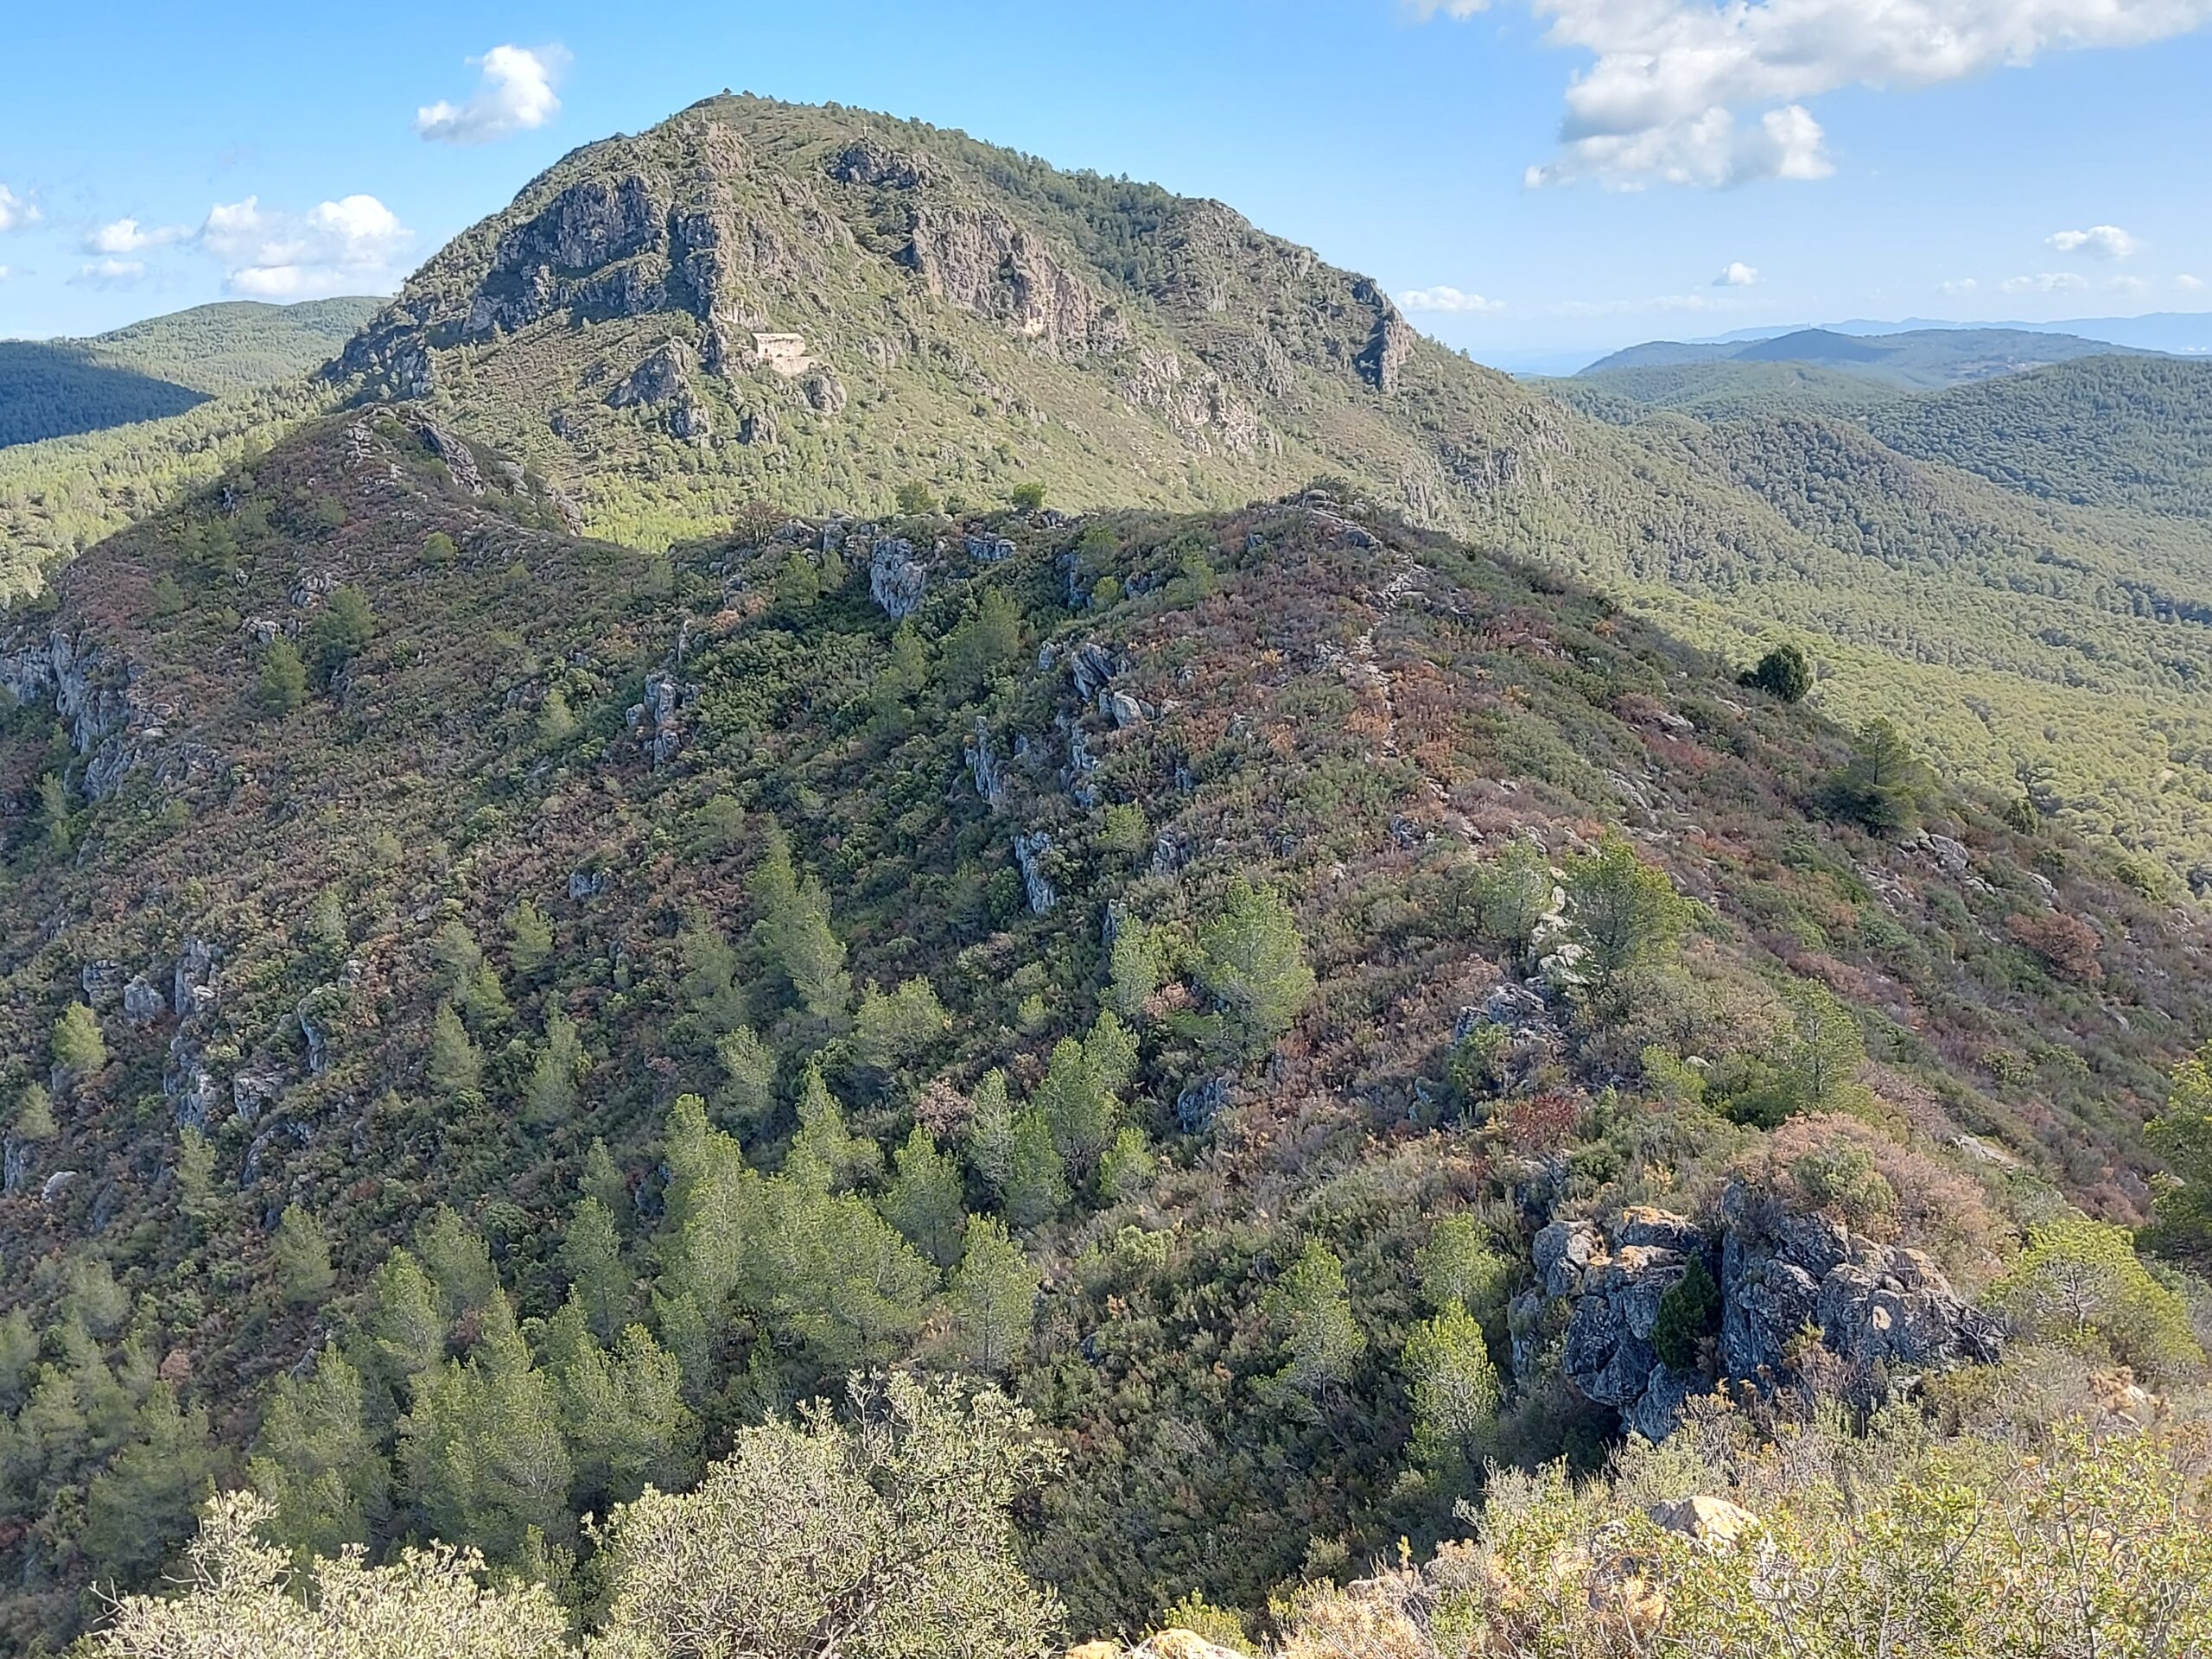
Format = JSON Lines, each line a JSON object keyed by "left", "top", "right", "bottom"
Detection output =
{"left": 3, "top": 0, "right": 2209, "bottom": 365}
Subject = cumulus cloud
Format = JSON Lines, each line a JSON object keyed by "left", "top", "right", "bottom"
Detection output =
{"left": 416, "top": 45, "right": 566, "bottom": 145}
{"left": 0, "top": 185, "right": 39, "bottom": 232}
{"left": 86, "top": 218, "right": 189, "bottom": 256}
{"left": 2108, "top": 273, "right": 2151, "bottom": 294}
{"left": 199, "top": 194, "right": 413, "bottom": 297}
{"left": 0, "top": 266, "right": 12, "bottom": 282}
{"left": 2001, "top": 271, "right": 2091, "bottom": 294}
{"left": 2046, "top": 224, "right": 2141, "bottom": 258}
{"left": 1715, "top": 261, "right": 1760, "bottom": 287}
{"left": 73, "top": 258, "right": 147, "bottom": 288}
{"left": 1421, "top": 0, "right": 2212, "bottom": 188}
{"left": 2180, "top": 274, "right": 2206, "bottom": 291}
{"left": 1400, "top": 285, "right": 1507, "bottom": 314}
{"left": 1939, "top": 277, "right": 1980, "bottom": 295}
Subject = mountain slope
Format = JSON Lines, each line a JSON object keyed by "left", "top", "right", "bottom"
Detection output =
{"left": 0, "top": 407, "right": 2201, "bottom": 1641}
{"left": 1868, "top": 354, "right": 2212, "bottom": 520}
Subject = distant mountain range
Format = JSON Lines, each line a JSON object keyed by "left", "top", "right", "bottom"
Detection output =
{"left": 1578, "top": 326, "right": 2164, "bottom": 388}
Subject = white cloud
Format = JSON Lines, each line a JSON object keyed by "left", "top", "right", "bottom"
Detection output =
{"left": 1939, "top": 277, "right": 1980, "bottom": 295}
{"left": 1527, "top": 103, "right": 1832, "bottom": 189}
{"left": 2046, "top": 224, "right": 2141, "bottom": 259}
{"left": 0, "top": 185, "right": 39, "bottom": 232}
{"left": 2001, "top": 271, "right": 2091, "bottom": 294}
{"left": 2180, "top": 274, "right": 2207, "bottom": 291}
{"left": 198, "top": 194, "right": 413, "bottom": 298}
{"left": 2108, "top": 273, "right": 2151, "bottom": 294}
{"left": 73, "top": 257, "right": 148, "bottom": 288}
{"left": 416, "top": 44, "right": 566, "bottom": 145}
{"left": 0, "top": 266, "right": 12, "bottom": 282}
{"left": 1400, "top": 284, "right": 1507, "bottom": 314}
{"left": 1424, "top": 0, "right": 2212, "bottom": 188}
{"left": 86, "top": 217, "right": 190, "bottom": 256}
{"left": 1715, "top": 261, "right": 1760, "bottom": 287}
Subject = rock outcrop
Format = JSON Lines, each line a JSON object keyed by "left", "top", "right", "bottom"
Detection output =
{"left": 868, "top": 537, "right": 927, "bottom": 619}
{"left": 1517, "top": 1185, "right": 2003, "bottom": 1440}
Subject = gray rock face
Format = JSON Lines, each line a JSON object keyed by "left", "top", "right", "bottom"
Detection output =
{"left": 829, "top": 139, "right": 925, "bottom": 189}
{"left": 965, "top": 532, "right": 1016, "bottom": 563}
{"left": 903, "top": 202, "right": 1132, "bottom": 357}
{"left": 0, "top": 625, "right": 215, "bottom": 804}
{"left": 1068, "top": 642, "right": 1122, "bottom": 701}
{"left": 967, "top": 718, "right": 1007, "bottom": 808}
{"left": 80, "top": 960, "right": 125, "bottom": 1007}
{"left": 628, "top": 671, "right": 690, "bottom": 766}
{"left": 122, "top": 975, "right": 166, "bottom": 1027}
{"left": 1718, "top": 1182, "right": 2003, "bottom": 1379}
{"left": 868, "top": 537, "right": 927, "bottom": 620}
{"left": 609, "top": 341, "right": 692, "bottom": 409}
{"left": 174, "top": 939, "right": 218, "bottom": 1021}
{"left": 1014, "top": 830, "right": 1058, "bottom": 914}
{"left": 1526, "top": 1186, "right": 2004, "bottom": 1441}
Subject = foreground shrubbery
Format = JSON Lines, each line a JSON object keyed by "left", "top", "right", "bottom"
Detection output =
{"left": 99, "top": 1397, "right": 2212, "bottom": 1659}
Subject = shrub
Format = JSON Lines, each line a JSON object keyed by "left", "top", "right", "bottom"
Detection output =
{"left": 1652, "top": 1256, "right": 1721, "bottom": 1370}
{"left": 1739, "top": 641, "right": 1813, "bottom": 702}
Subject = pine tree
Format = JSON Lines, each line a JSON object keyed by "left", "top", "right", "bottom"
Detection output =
{"left": 13, "top": 1082, "right": 55, "bottom": 1142}
{"left": 1402, "top": 1306, "right": 1502, "bottom": 1477}
{"left": 83, "top": 1385, "right": 220, "bottom": 1582}
{"left": 1779, "top": 980, "right": 1866, "bottom": 1112}
{"left": 272, "top": 1204, "right": 337, "bottom": 1305}
{"left": 785, "top": 1065, "right": 882, "bottom": 1192}
{"left": 750, "top": 827, "right": 850, "bottom": 1020}
{"left": 171, "top": 1127, "right": 217, "bottom": 1223}
{"left": 946, "top": 1217, "right": 1039, "bottom": 1376}
{"left": 965, "top": 1070, "right": 1015, "bottom": 1191}
{"left": 52, "top": 1003, "right": 107, "bottom": 1080}
{"left": 580, "top": 1137, "right": 629, "bottom": 1215}
{"left": 1034, "top": 1036, "right": 1118, "bottom": 1185}
{"left": 1096, "top": 1126, "right": 1157, "bottom": 1202}
{"left": 537, "top": 687, "right": 577, "bottom": 745}
{"left": 562, "top": 1197, "right": 631, "bottom": 1342}
{"left": 712, "top": 1025, "right": 777, "bottom": 1125}
{"left": 1471, "top": 840, "right": 1556, "bottom": 951}
{"left": 998, "top": 1109, "right": 1067, "bottom": 1230}
{"left": 428, "top": 1002, "right": 483, "bottom": 1096}
{"left": 1562, "top": 834, "right": 1691, "bottom": 982}
{"left": 540, "top": 1297, "right": 696, "bottom": 1510}
{"left": 881, "top": 1126, "right": 968, "bottom": 1268}
{"left": 1415, "top": 1216, "right": 1512, "bottom": 1320}
{"left": 507, "top": 900, "right": 555, "bottom": 976}
{"left": 249, "top": 1350, "right": 388, "bottom": 1556}
{"left": 256, "top": 639, "right": 307, "bottom": 715}
{"left": 524, "top": 1001, "right": 584, "bottom": 1124}
{"left": 430, "top": 920, "right": 483, "bottom": 1001}
{"left": 1193, "top": 879, "right": 1316, "bottom": 1062}
{"left": 356, "top": 1250, "right": 445, "bottom": 1413}
{"left": 2149, "top": 1041, "right": 2212, "bottom": 1255}
{"left": 1265, "top": 1239, "right": 1365, "bottom": 1409}
{"left": 1739, "top": 641, "right": 1814, "bottom": 702}
{"left": 851, "top": 977, "right": 950, "bottom": 1077}
{"left": 417, "top": 1208, "right": 499, "bottom": 1327}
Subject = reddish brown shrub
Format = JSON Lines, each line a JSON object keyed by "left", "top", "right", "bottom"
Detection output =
{"left": 2005, "top": 911, "right": 2102, "bottom": 983}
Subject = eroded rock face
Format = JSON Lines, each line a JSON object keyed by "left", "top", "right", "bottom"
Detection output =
{"left": 904, "top": 203, "right": 1132, "bottom": 356}
{"left": 868, "top": 537, "right": 928, "bottom": 620}
{"left": 1520, "top": 1184, "right": 2002, "bottom": 1441}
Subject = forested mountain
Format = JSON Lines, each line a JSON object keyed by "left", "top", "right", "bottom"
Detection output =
{"left": 0, "top": 299, "right": 377, "bottom": 449}
{"left": 1580, "top": 326, "right": 2159, "bottom": 388}
{"left": 2, "top": 95, "right": 2211, "bottom": 1656}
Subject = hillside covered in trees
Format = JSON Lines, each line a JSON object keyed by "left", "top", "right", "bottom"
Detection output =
{"left": 0, "top": 395, "right": 2207, "bottom": 1652}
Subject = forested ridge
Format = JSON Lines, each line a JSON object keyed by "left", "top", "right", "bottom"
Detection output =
{"left": 0, "top": 404, "right": 2206, "bottom": 1655}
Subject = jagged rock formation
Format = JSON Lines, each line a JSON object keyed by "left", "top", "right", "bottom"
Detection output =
{"left": 1518, "top": 1186, "right": 2004, "bottom": 1440}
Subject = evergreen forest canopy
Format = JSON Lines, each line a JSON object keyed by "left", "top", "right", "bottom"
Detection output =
{"left": 0, "top": 92, "right": 2209, "bottom": 1659}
